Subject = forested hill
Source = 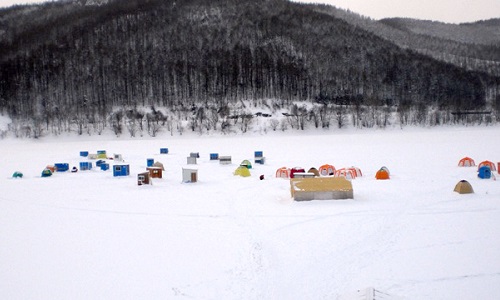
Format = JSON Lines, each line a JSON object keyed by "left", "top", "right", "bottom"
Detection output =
{"left": 0, "top": 0, "right": 499, "bottom": 137}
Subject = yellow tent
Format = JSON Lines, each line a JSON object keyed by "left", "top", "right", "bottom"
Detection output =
{"left": 234, "top": 166, "right": 251, "bottom": 177}
{"left": 454, "top": 180, "right": 474, "bottom": 194}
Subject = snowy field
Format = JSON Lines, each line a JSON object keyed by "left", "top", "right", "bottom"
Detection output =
{"left": 1, "top": 126, "right": 500, "bottom": 300}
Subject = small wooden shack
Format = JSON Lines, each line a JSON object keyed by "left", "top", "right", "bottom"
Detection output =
{"left": 147, "top": 167, "right": 163, "bottom": 179}
{"left": 138, "top": 172, "right": 151, "bottom": 185}
{"left": 290, "top": 177, "right": 353, "bottom": 201}
{"left": 182, "top": 168, "right": 198, "bottom": 183}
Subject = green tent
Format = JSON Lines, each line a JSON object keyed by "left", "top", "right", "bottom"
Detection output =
{"left": 41, "top": 168, "right": 53, "bottom": 177}
{"left": 12, "top": 171, "right": 23, "bottom": 178}
{"left": 240, "top": 159, "right": 252, "bottom": 169}
{"left": 234, "top": 166, "right": 251, "bottom": 177}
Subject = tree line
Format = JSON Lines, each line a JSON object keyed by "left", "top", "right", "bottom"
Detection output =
{"left": 0, "top": 0, "right": 499, "bottom": 138}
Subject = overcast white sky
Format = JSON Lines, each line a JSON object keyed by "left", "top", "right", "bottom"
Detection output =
{"left": 0, "top": 0, "right": 499, "bottom": 23}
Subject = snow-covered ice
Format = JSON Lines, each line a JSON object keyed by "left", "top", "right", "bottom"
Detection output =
{"left": 1, "top": 127, "right": 499, "bottom": 299}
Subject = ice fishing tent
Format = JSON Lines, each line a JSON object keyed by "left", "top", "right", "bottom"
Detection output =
{"left": 113, "top": 164, "right": 130, "bottom": 177}
{"left": 240, "top": 159, "right": 252, "bottom": 169}
{"left": 137, "top": 172, "right": 151, "bottom": 185}
{"left": 12, "top": 171, "right": 23, "bottom": 178}
{"left": 219, "top": 156, "right": 232, "bottom": 165}
{"left": 276, "top": 167, "right": 290, "bottom": 179}
{"left": 187, "top": 156, "right": 197, "bottom": 165}
{"left": 147, "top": 167, "right": 163, "bottom": 179}
{"left": 478, "top": 160, "right": 496, "bottom": 172}
{"left": 458, "top": 157, "right": 475, "bottom": 167}
{"left": 318, "top": 164, "right": 335, "bottom": 176}
{"left": 335, "top": 168, "right": 356, "bottom": 180}
{"left": 307, "top": 167, "right": 320, "bottom": 177}
{"left": 478, "top": 166, "right": 492, "bottom": 179}
{"left": 79, "top": 162, "right": 92, "bottom": 171}
{"left": 45, "top": 165, "right": 56, "bottom": 173}
{"left": 254, "top": 151, "right": 265, "bottom": 165}
{"left": 182, "top": 168, "right": 198, "bottom": 183}
{"left": 454, "top": 180, "right": 474, "bottom": 194}
{"left": 41, "top": 168, "right": 52, "bottom": 177}
{"left": 54, "top": 163, "right": 69, "bottom": 172}
{"left": 290, "top": 177, "right": 353, "bottom": 201}
{"left": 97, "top": 150, "right": 107, "bottom": 159}
{"left": 349, "top": 167, "right": 363, "bottom": 177}
{"left": 234, "top": 166, "right": 251, "bottom": 177}
{"left": 375, "top": 168, "right": 390, "bottom": 180}
{"left": 289, "top": 167, "right": 306, "bottom": 178}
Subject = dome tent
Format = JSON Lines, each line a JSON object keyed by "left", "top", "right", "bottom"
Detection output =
{"left": 478, "top": 166, "right": 492, "bottom": 179}
{"left": 12, "top": 171, "right": 23, "bottom": 178}
{"left": 375, "top": 168, "right": 390, "bottom": 180}
{"left": 454, "top": 180, "right": 474, "bottom": 194}
{"left": 240, "top": 160, "right": 252, "bottom": 169}
{"left": 308, "top": 167, "right": 320, "bottom": 177}
{"left": 335, "top": 168, "right": 356, "bottom": 180}
{"left": 276, "top": 167, "right": 290, "bottom": 179}
{"left": 234, "top": 166, "right": 251, "bottom": 177}
{"left": 458, "top": 157, "right": 475, "bottom": 167}
{"left": 41, "top": 168, "right": 53, "bottom": 177}
{"left": 478, "top": 160, "right": 496, "bottom": 172}
{"left": 289, "top": 167, "right": 306, "bottom": 179}
{"left": 318, "top": 164, "right": 335, "bottom": 176}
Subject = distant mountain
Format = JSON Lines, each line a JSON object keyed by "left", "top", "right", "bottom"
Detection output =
{"left": 379, "top": 18, "right": 500, "bottom": 46}
{"left": 0, "top": 0, "right": 499, "bottom": 137}
{"left": 310, "top": 5, "right": 500, "bottom": 76}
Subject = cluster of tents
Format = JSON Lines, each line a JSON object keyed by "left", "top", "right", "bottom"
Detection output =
{"left": 454, "top": 157, "right": 498, "bottom": 194}
{"left": 458, "top": 157, "right": 497, "bottom": 180}
{"left": 275, "top": 165, "right": 366, "bottom": 180}
{"left": 275, "top": 165, "right": 393, "bottom": 180}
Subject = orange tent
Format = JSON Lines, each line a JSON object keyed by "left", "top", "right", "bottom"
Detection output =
{"left": 276, "top": 167, "right": 290, "bottom": 179}
{"left": 335, "top": 168, "right": 356, "bottom": 180}
{"left": 478, "top": 160, "right": 496, "bottom": 172}
{"left": 45, "top": 165, "right": 56, "bottom": 173}
{"left": 318, "top": 164, "right": 336, "bottom": 176}
{"left": 458, "top": 157, "right": 475, "bottom": 167}
{"left": 375, "top": 168, "right": 390, "bottom": 180}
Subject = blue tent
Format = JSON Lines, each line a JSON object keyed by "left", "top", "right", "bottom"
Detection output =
{"left": 478, "top": 166, "right": 491, "bottom": 179}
